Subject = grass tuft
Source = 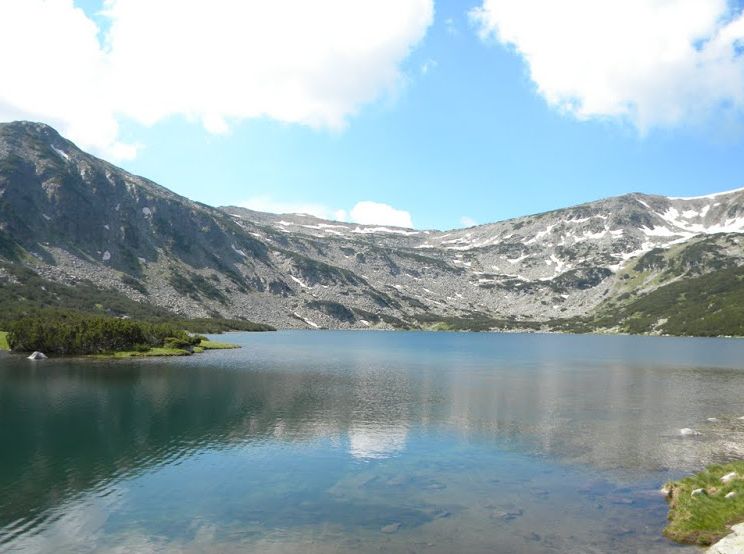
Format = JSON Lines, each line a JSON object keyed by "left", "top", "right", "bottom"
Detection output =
{"left": 663, "top": 461, "right": 744, "bottom": 546}
{"left": 95, "top": 348, "right": 193, "bottom": 359}
{"left": 198, "top": 339, "right": 239, "bottom": 350}
{"left": 0, "top": 331, "right": 8, "bottom": 350}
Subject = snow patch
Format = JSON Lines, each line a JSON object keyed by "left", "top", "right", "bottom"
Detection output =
{"left": 524, "top": 224, "right": 557, "bottom": 245}
{"left": 293, "top": 313, "right": 319, "bottom": 328}
{"left": 507, "top": 254, "right": 528, "bottom": 264}
{"left": 351, "top": 226, "right": 419, "bottom": 236}
{"left": 668, "top": 186, "right": 744, "bottom": 200}
{"left": 289, "top": 275, "right": 309, "bottom": 288}
{"left": 52, "top": 146, "right": 70, "bottom": 161}
{"left": 641, "top": 226, "right": 679, "bottom": 237}
{"left": 636, "top": 198, "right": 652, "bottom": 210}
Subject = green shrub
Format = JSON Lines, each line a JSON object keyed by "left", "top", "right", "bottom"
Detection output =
{"left": 7, "top": 314, "right": 196, "bottom": 355}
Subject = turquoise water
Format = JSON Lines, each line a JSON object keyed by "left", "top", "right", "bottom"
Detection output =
{"left": 2, "top": 331, "right": 744, "bottom": 552}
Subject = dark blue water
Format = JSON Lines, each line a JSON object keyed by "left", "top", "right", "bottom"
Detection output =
{"left": 2, "top": 331, "right": 744, "bottom": 553}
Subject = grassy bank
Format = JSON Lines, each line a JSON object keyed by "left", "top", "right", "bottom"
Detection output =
{"left": 663, "top": 461, "right": 744, "bottom": 546}
{"left": 97, "top": 338, "right": 240, "bottom": 358}
{"left": 4, "top": 312, "right": 248, "bottom": 358}
{"left": 0, "top": 331, "right": 8, "bottom": 350}
{"left": 197, "top": 339, "right": 240, "bottom": 350}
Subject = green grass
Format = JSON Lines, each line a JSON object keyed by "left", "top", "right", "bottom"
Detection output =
{"left": 96, "top": 347, "right": 193, "bottom": 359}
{"left": 663, "top": 461, "right": 744, "bottom": 546}
{"left": 198, "top": 339, "right": 239, "bottom": 350}
{"left": 93, "top": 339, "right": 239, "bottom": 359}
{"left": 0, "top": 331, "right": 8, "bottom": 350}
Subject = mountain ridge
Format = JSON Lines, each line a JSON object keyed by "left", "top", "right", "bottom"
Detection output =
{"left": 1, "top": 120, "right": 743, "bottom": 335}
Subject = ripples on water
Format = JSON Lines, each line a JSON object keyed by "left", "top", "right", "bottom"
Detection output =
{"left": 1, "top": 331, "right": 744, "bottom": 552}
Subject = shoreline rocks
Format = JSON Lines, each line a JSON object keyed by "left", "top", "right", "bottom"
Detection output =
{"left": 707, "top": 523, "right": 744, "bottom": 554}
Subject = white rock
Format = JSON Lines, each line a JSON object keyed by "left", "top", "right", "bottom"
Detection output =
{"left": 691, "top": 488, "right": 706, "bottom": 497}
{"left": 707, "top": 417, "right": 720, "bottom": 422}
{"left": 721, "top": 472, "right": 738, "bottom": 484}
{"left": 381, "top": 523, "right": 401, "bottom": 534}
{"left": 725, "top": 491, "right": 737, "bottom": 499}
{"left": 738, "top": 416, "right": 744, "bottom": 421}
{"left": 27, "top": 351, "right": 47, "bottom": 360}
{"left": 707, "top": 523, "right": 744, "bottom": 554}
{"left": 680, "top": 428, "right": 701, "bottom": 436}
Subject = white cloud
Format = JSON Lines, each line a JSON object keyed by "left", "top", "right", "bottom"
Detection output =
{"left": 350, "top": 201, "right": 413, "bottom": 228}
{"left": 239, "top": 196, "right": 413, "bottom": 227}
{"left": 471, "top": 0, "right": 744, "bottom": 131}
{"left": 460, "top": 216, "right": 477, "bottom": 227}
{"left": 0, "top": 0, "right": 132, "bottom": 158}
{"left": 0, "top": 0, "right": 433, "bottom": 158}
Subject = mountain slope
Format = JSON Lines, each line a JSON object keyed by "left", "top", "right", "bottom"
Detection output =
{"left": 1, "top": 121, "right": 744, "bottom": 334}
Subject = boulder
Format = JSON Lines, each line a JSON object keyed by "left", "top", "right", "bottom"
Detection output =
{"left": 707, "top": 523, "right": 744, "bottom": 554}
{"left": 680, "top": 428, "right": 701, "bottom": 436}
{"left": 721, "top": 472, "right": 738, "bottom": 484}
{"left": 691, "top": 488, "right": 706, "bottom": 497}
{"left": 725, "top": 491, "right": 737, "bottom": 499}
{"left": 27, "top": 351, "right": 47, "bottom": 360}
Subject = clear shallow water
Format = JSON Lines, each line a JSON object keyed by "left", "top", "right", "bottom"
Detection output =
{"left": 2, "top": 331, "right": 744, "bottom": 553}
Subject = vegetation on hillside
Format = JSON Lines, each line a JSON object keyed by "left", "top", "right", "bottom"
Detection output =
{"left": 6, "top": 313, "right": 204, "bottom": 355}
{"left": 587, "top": 265, "right": 744, "bottom": 336}
{"left": 0, "top": 331, "right": 8, "bottom": 350}
{"left": 663, "top": 461, "right": 744, "bottom": 546}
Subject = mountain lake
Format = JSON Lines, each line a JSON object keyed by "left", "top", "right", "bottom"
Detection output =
{"left": 2, "top": 330, "right": 744, "bottom": 553}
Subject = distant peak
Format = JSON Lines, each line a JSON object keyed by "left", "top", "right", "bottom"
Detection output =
{"left": 668, "top": 186, "right": 744, "bottom": 201}
{"left": 0, "top": 120, "right": 64, "bottom": 142}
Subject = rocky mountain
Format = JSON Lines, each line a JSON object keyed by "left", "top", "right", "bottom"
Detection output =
{"left": 1, "top": 121, "right": 744, "bottom": 334}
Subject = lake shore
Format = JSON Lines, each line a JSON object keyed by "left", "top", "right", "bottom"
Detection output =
{"left": 96, "top": 338, "right": 240, "bottom": 358}
{"left": 663, "top": 461, "right": 744, "bottom": 547}
{"left": 0, "top": 336, "right": 239, "bottom": 359}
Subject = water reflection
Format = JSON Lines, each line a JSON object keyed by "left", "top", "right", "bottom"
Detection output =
{"left": 1, "top": 331, "right": 743, "bottom": 552}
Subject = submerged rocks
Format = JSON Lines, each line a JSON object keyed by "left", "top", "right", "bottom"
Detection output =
{"left": 380, "top": 522, "right": 401, "bottom": 534}
{"left": 679, "top": 428, "right": 701, "bottom": 436}
{"left": 490, "top": 508, "right": 524, "bottom": 521}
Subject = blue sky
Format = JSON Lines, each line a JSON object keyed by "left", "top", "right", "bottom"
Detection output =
{"left": 3, "top": 0, "right": 744, "bottom": 229}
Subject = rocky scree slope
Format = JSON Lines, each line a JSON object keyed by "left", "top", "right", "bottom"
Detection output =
{"left": 1, "top": 121, "right": 744, "bottom": 333}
